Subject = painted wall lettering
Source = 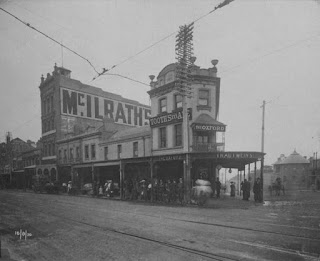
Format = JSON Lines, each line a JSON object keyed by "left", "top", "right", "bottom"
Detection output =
{"left": 62, "top": 89, "right": 77, "bottom": 115}
{"left": 61, "top": 88, "right": 150, "bottom": 127}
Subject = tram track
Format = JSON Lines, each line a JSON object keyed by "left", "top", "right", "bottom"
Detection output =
{"left": 2, "top": 191, "right": 320, "bottom": 260}
{"left": 1, "top": 197, "right": 238, "bottom": 260}
{"left": 3, "top": 192, "right": 320, "bottom": 242}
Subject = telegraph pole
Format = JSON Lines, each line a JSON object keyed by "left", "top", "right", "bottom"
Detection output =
{"left": 260, "top": 100, "right": 266, "bottom": 202}
{"left": 175, "top": 23, "right": 194, "bottom": 202}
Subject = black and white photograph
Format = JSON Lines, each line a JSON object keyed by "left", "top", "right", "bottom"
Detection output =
{"left": 0, "top": 0, "right": 320, "bottom": 260}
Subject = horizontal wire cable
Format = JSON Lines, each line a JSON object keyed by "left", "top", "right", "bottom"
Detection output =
{"left": 0, "top": 7, "right": 99, "bottom": 74}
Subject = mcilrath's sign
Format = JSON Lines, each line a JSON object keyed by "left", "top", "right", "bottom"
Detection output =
{"left": 61, "top": 88, "right": 151, "bottom": 127}
{"left": 193, "top": 124, "right": 226, "bottom": 132}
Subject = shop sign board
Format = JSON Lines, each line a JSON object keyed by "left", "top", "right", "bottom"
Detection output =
{"left": 61, "top": 88, "right": 151, "bottom": 127}
{"left": 153, "top": 154, "right": 185, "bottom": 161}
{"left": 149, "top": 109, "right": 192, "bottom": 128}
{"left": 215, "top": 152, "right": 262, "bottom": 159}
{"left": 193, "top": 124, "right": 226, "bottom": 132}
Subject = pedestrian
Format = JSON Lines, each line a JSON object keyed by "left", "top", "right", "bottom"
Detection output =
{"left": 215, "top": 177, "right": 221, "bottom": 198}
{"left": 67, "top": 181, "right": 72, "bottom": 194}
{"left": 177, "top": 178, "right": 184, "bottom": 204}
{"left": 230, "top": 182, "right": 235, "bottom": 197}
{"left": 98, "top": 186, "right": 103, "bottom": 197}
{"left": 243, "top": 179, "right": 250, "bottom": 200}
{"left": 253, "top": 178, "right": 262, "bottom": 203}
{"left": 240, "top": 181, "right": 244, "bottom": 198}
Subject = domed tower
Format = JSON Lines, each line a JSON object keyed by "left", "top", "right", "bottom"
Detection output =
{"left": 274, "top": 150, "right": 310, "bottom": 190}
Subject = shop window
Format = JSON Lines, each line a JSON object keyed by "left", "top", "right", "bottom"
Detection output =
{"left": 199, "top": 90, "right": 209, "bottom": 106}
{"left": 91, "top": 144, "right": 96, "bottom": 159}
{"left": 118, "top": 144, "right": 122, "bottom": 159}
{"left": 159, "top": 98, "right": 167, "bottom": 113}
{"left": 133, "top": 142, "right": 138, "bottom": 157}
{"left": 159, "top": 127, "right": 167, "bottom": 148}
{"left": 174, "top": 94, "right": 182, "bottom": 110}
{"left": 104, "top": 146, "right": 108, "bottom": 160}
{"left": 174, "top": 124, "right": 182, "bottom": 147}
{"left": 84, "top": 145, "right": 89, "bottom": 160}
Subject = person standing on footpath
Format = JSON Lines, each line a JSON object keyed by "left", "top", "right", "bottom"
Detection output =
{"left": 215, "top": 177, "right": 221, "bottom": 198}
{"left": 243, "top": 179, "right": 250, "bottom": 201}
{"left": 253, "top": 178, "right": 262, "bottom": 203}
{"left": 230, "top": 182, "right": 235, "bottom": 197}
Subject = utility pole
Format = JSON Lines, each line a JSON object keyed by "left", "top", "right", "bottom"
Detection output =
{"left": 175, "top": 23, "right": 194, "bottom": 202}
{"left": 260, "top": 100, "right": 266, "bottom": 202}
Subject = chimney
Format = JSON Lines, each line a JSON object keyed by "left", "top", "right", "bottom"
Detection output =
{"left": 210, "top": 59, "right": 219, "bottom": 77}
{"left": 41, "top": 74, "right": 44, "bottom": 84}
{"left": 149, "top": 75, "right": 156, "bottom": 89}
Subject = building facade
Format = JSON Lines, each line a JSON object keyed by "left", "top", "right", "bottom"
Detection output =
{"left": 38, "top": 64, "right": 151, "bottom": 181}
{"left": 36, "top": 60, "right": 264, "bottom": 201}
{"left": 273, "top": 150, "right": 310, "bottom": 190}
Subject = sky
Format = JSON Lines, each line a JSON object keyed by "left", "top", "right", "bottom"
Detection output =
{"left": 0, "top": 0, "right": 320, "bottom": 166}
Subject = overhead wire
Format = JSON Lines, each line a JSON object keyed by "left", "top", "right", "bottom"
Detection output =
{"left": 0, "top": 7, "right": 99, "bottom": 74}
{"left": 91, "top": 0, "right": 235, "bottom": 82}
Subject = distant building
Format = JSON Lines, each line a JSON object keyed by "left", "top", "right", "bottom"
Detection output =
{"left": 273, "top": 150, "right": 310, "bottom": 190}
{"left": 0, "top": 133, "right": 38, "bottom": 188}
{"left": 309, "top": 155, "right": 320, "bottom": 190}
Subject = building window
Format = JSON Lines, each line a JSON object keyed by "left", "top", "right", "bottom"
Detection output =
{"left": 118, "top": 144, "right": 122, "bottom": 159}
{"left": 159, "top": 98, "right": 167, "bottom": 113}
{"left": 47, "top": 97, "right": 50, "bottom": 113}
{"left": 50, "top": 96, "right": 53, "bottom": 112}
{"left": 84, "top": 145, "right": 89, "bottom": 160}
{"left": 91, "top": 144, "right": 96, "bottom": 159}
{"left": 58, "top": 150, "right": 62, "bottom": 160}
{"left": 70, "top": 148, "right": 74, "bottom": 161}
{"left": 51, "top": 143, "right": 55, "bottom": 155}
{"left": 104, "top": 147, "right": 108, "bottom": 160}
{"left": 133, "top": 142, "right": 138, "bottom": 157}
{"left": 64, "top": 149, "right": 67, "bottom": 161}
{"left": 199, "top": 90, "right": 209, "bottom": 106}
{"left": 174, "top": 94, "right": 182, "bottom": 110}
{"left": 43, "top": 100, "right": 46, "bottom": 115}
{"left": 159, "top": 127, "right": 167, "bottom": 148}
{"left": 197, "top": 133, "right": 210, "bottom": 144}
{"left": 48, "top": 143, "right": 52, "bottom": 156}
{"left": 76, "top": 146, "right": 80, "bottom": 160}
{"left": 174, "top": 124, "right": 182, "bottom": 147}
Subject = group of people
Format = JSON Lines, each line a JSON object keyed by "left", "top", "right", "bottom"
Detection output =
{"left": 229, "top": 178, "right": 263, "bottom": 203}
{"left": 92, "top": 180, "right": 118, "bottom": 198}
{"left": 123, "top": 178, "right": 184, "bottom": 204}
{"left": 268, "top": 177, "right": 285, "bottom": 196}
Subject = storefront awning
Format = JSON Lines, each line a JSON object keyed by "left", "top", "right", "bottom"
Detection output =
{"left": 191, "top": 114, "right": 226, "bottom": 132}
{"left": 94, "top": 161, "right": 120, "bottom": 167}
{"left": 25, "top": 165, "right": 36, "bottom": 169}
{"left": 192, "top": 151, "right": 265, "bottom": 168}
{"left": 12, "top": 170, "right": 24, "bottom": 173}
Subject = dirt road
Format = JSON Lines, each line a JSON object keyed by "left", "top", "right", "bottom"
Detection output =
{"left": 1, "top": 190, "right": 319, "bottom": 260}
